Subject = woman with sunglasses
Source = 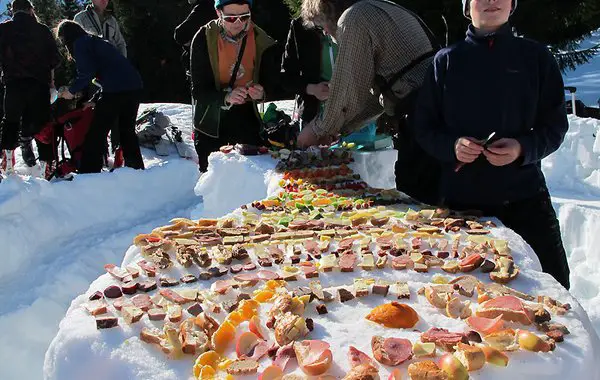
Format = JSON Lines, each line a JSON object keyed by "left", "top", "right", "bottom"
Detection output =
{"left": 56, "top": 20, "right": 144, "bottom": 174}
{"left": 281, "top": 18, "right": 338, "bottom": 127}
{"left": 190, "top": 0, "right": 279, "bottom": 171}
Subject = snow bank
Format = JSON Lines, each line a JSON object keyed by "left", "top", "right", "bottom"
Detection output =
{"left": 0, "top": 104, "right": 201, "bottom": 380}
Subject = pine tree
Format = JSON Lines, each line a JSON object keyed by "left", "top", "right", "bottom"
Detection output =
{"left": 60, "top": 0, "right": 82, "bottom": 20}
{"left": 31, "top": 0, "right": 61, "bottom": 27}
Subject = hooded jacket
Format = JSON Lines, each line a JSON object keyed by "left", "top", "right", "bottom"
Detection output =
{"left": 0, "top": 12, "right": 60, "bottom": 85}
{"left": 190, "top": 20, "right": 278, "bottom": 138}
{"left": 413, "top": 23, "right": 568, "bottom": 205}
{"left": 74, "top": 5, "right": 127, "bottom": 57}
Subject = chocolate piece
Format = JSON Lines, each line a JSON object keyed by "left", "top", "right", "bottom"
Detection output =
{"left": 167, "top": 305, "right": 183, "bottom": 322}
{"left": 546, "top": 330, "right": 564, "bottom": 343}
{"left": 104, "top": 285, "right": 123, "bottom": 299}
{"left": 306, "top": 318, "right": 314, "bottom": 331}
{"left": 322, "top": 291, "right": 335, "bottom": 303}
{"left": 258, "top": 258, "right": 273, "bottom": 267}
{"left": 208, "top": 267, "right": 222, "bottom": 277}
{"left": 437, "top": 251, "right": 450, "bottom": 259}
{"left": 159, "top": 277, "right": 179, "bottom": 287}
{"left": 294, "top": 287, "right": 312, "bottom": 298}
{"left": 198, "top": 272, "right": 212, "bottom": 281}
{"left": 137, "top": 260, "right": 157, "bottom": 277}
{"left": 534, "top": 308, "right": 552, "bottom": 324}
{"left": 372, "top": 284, "right": 390, "bottom": 296}
{"left": 375, "top": 255, "right": 388, "bottom": 269}
{"left": 187, "top": 303, "right": 204, "bottom": 316}
{"left": 148, "top": 308, "right": 166, "bottom": 321}
{"left": 180, "top": 274, "right": 198, "bottom": 284}
{"left": 95, "top": 315, "right": 119, "bottom": 329}
{"left": 89, "top": 291, "right": 104, "bottom": 301}
{"left": 121, "top": 282, "right": 138, "bottom": 295}
{"left": 291, "top": 256, "right": 301, "bottom": 264}
{"left": 218, "top": 267, "right": 229, "bottom": 277}
{"left": 230, "top": 264, "right": 243, "bottom": 274}
{"left": 222, "top": 299, "right": 240, "bottom": 313}
{"left": 480, "top": 259, "right": 496, "bottom": 273}
{"left": 316, "top": 304, "right": 328, "bottom": 314}
{"left": 338, "top": 288, "right": 355, "bottom": 303}
{"left": 211, "top": 304, "right": 222, "bottom": 314}
{"left": 414, "top": 263, "right": 429, "bottom": 273}
{"left": 339, "top": 253, "right": 356, "bottom": 272}
{"left": 465, "top": 330, "right": 482, "bottom": 343}
{"left": 237, "top": 293, "right": 251, "bottom": 302}
{"left": 392, "top": 282, "right": 410, "bottom": 299}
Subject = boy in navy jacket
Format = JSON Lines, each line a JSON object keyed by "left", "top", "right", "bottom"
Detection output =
{"left": 413, "top": 0, "right": 570, "bottom": 288}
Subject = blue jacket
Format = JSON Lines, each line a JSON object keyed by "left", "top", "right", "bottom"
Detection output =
{"left": 413, "top": 23, "right": 568, "bottom": 205}
{"left": 69, "top": 35, "right": 142, "bottom": 94}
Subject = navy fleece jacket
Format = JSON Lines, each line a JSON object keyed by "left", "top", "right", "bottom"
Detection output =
{"left": 413, "top": 23, "right": 568, "bottom": 205}
{"left": 70, "top": 35, "right": 142, "bottom": 94}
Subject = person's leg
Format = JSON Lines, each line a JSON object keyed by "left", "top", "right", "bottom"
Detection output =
{"left": 21, "top": 82, "right": 51, "bottom": 167}
{"left": 116, "top": 92, "right": 144, "bottom": 170}
{"left": 500, "top": 191, "right": 571, "bottom": 289}
{"left": 0, "top": 82, "right": 24, "bottom": 151}
{"left": 79, "top": 95, "right": 118, "bottom": 173}
{"left": 194, "top": 132, "right": 222, "bottom": 172}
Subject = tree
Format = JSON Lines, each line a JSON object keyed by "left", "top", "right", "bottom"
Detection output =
{"left": 60, "top": 0, "right": 82, "bottom": 20}
{"left": 31, "top": 0, "right": 61, "bottom": 27}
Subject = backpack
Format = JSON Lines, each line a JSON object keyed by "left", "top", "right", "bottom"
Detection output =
{"left": 35, "top": 106, "right": 95, "bottom": 180}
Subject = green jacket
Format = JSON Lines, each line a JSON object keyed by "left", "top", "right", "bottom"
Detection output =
{"left": 190, "top": 20, "right": 277, "bottom": 138}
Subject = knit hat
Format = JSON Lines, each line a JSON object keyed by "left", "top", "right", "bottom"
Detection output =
{"left": 462, "top": 0, "right": 517, "bottom": 18}
{"left": 214, "top": 0, "right": 252, "bottom": 9}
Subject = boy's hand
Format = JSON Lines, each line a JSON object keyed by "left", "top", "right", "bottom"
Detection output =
{"left": 483, "top": 138, "right": 522, "bottom": 166}
{"left": 455, "top": 137, "right": 484, "bottom": 163}
{"left": 225, "top": 87, "right": 248, "bottom": 105}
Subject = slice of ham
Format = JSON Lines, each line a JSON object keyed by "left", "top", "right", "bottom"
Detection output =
{"left": 257, "top": 270, "right": 280, "bottom": 280}
{"left": 273, "top": 343, "right": 295, "bottom": 371}
{"left": 383, "top": 338, "right": 413, "bottom": 365}
{"left": 421, "top": 328, "right": 466, "bottom": 351}
{"left": 159, "top": 289, "right": 188, "bottom": 304}
{"left": 466, "top": 315, "right": 504, "bottom": 335}
{"left": 375, "top": 236, "right": 393, "bottom": 250}
{"left": 131, "top": 294, "right": 153, "bottom": 311}
{"left": 477, "top": 295, "right": 533, "bottom": 325}
{"left": 338, "top": 238, "right": 355, "bottom": 251}
{"left": 234, "top": 273, "right": 260, "bottom": 283}
{"left": 411, "top": 237, "right": 422, "bottom": 249}
{"left": 304, "top": 240, "right": 319, "bottom": 255}
{"left": 212, "top": 279, "right": 237, "bottom": 294}
{"left": 348, "top": 346, "right": 378, "bottom": 368}
{"left": 339, "top": 253, "right": 356, "bottom": 271}
{"left": 137, "top": 260, "right": 157, "bottom": 277}
{"left": 250, "top": 340, "right": 276, "bottom": 361}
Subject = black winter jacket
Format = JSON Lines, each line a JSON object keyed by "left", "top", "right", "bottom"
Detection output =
{"left": 0, "top": 12, "right": 60, "bottom": 85}
{"left": 280, "top": 18, "right": 322, "bottom": 123}
{"left": 413, "top": 23, "right": 568, "bottom": 205}
{"left": 174, "top": 2, "right": 216, "bottom": 49}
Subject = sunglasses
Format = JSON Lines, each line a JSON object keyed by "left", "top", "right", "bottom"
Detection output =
{"left": 221, "top": 12, "right": 251, "bottom": 24}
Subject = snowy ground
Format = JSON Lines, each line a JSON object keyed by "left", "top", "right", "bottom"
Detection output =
{"left": 0, "top": 99, "right": 598, "bottom": 379}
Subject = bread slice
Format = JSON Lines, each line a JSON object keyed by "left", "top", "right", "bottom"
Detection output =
{"left": 454, "top": 343, "right": 486, "bottom": 371}
{"left": 407, "top": 360, "right": 448, "bottom": 379}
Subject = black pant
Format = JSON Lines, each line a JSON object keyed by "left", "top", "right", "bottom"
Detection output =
{"left": 0, "top": 79, "right": 50, "bottom": 150}
{"left": 194, "top": 104, "right": 263, "bottom": 171}
{"left": 447, "top": 191, "right": 571, "bottom": 290}
{"left": 79, "top": 91, "right": 144, "bottom": 173}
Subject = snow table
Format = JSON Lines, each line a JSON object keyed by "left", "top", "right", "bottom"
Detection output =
{"left": 44, "top": 151, "right": 600, "bottom": 380}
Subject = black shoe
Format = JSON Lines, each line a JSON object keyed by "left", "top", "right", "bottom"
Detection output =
{"left": 20, "top": 140, "right": 37, "bottom": 167}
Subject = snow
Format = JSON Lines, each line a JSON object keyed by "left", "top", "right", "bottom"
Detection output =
{"left": 0, "top": 101, "right": 598, "bottom": 379}
{"left": 563, "top": 29, "right": 600, "bottom": 108}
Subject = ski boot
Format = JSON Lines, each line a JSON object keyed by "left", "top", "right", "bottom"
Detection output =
{"left": 113, "top": 147, "right": 124, "bottom": 169}
{"left": 39, "top": 160, "right": 56, "bottom": 181}
{"left": 20, "top": 138, "right": 37, "bottom": 167}
{"left": 1, "top": 150, "right": 16, "bottom": 175}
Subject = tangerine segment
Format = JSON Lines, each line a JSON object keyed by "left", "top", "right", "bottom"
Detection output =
{"left": 254, "top": 290, "right": 275, "bottom": 303}
{"left": 365, "top": 302, "right": 419, "bottom": 328}
{"left": 265, "top": 280, "right": 286, "bottom": 290}
{"left": 211, "top": 321, "right": 236, "bottom": 354}
{"left": 312, "top": 198, "right": 332, "bottom": 207}
{"left": 225, "top": 311, "right": 244, "bottom": 326}
{"left": 198, "top": 365, "right": 216, "bottom": 379}
{"left": 238, "top": 300, "right": 260, "bottom": 319}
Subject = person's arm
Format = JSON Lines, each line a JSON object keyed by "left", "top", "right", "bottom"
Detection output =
{"left": 112, "top": 20, "right": 127, "bottom": 57}
{"left": 69, "top": 39, "right": 97, "bottom": 94}
{"left": 190, "top": 27, "right": 226, "bottom": 105}
{"left": 280, "top": 19, "right": 307, "bottom": 96}
{"left": 412, "top": 53, "right": 460, "bottom": 163}
{"left": 174, "top": 5, "right": 213, "bottom": 47}
{"left": 515, "top": 48, "right": 568, "bottom": 165}
{"left": 46, "top": 27, "right": 61, "bottom": 71}
{"left": 310, "top": 12, "right": 382, "bottom": 139}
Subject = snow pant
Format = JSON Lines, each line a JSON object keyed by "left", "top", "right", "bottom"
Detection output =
{"left": 0, "top": 79, "right": 50, "bottom": 150}
{"left": 194, "top": 103, "right": 263, "bottom": 172}
{"left": 446, "top": 190, "right": 571, "bottom": 290}
{"left": 79, "top": 91, "right": 144, "bottom": 173}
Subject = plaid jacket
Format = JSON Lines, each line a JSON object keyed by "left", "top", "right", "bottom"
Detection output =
{"left": 310, "top": 0, "right": 434, "bottom": 138}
